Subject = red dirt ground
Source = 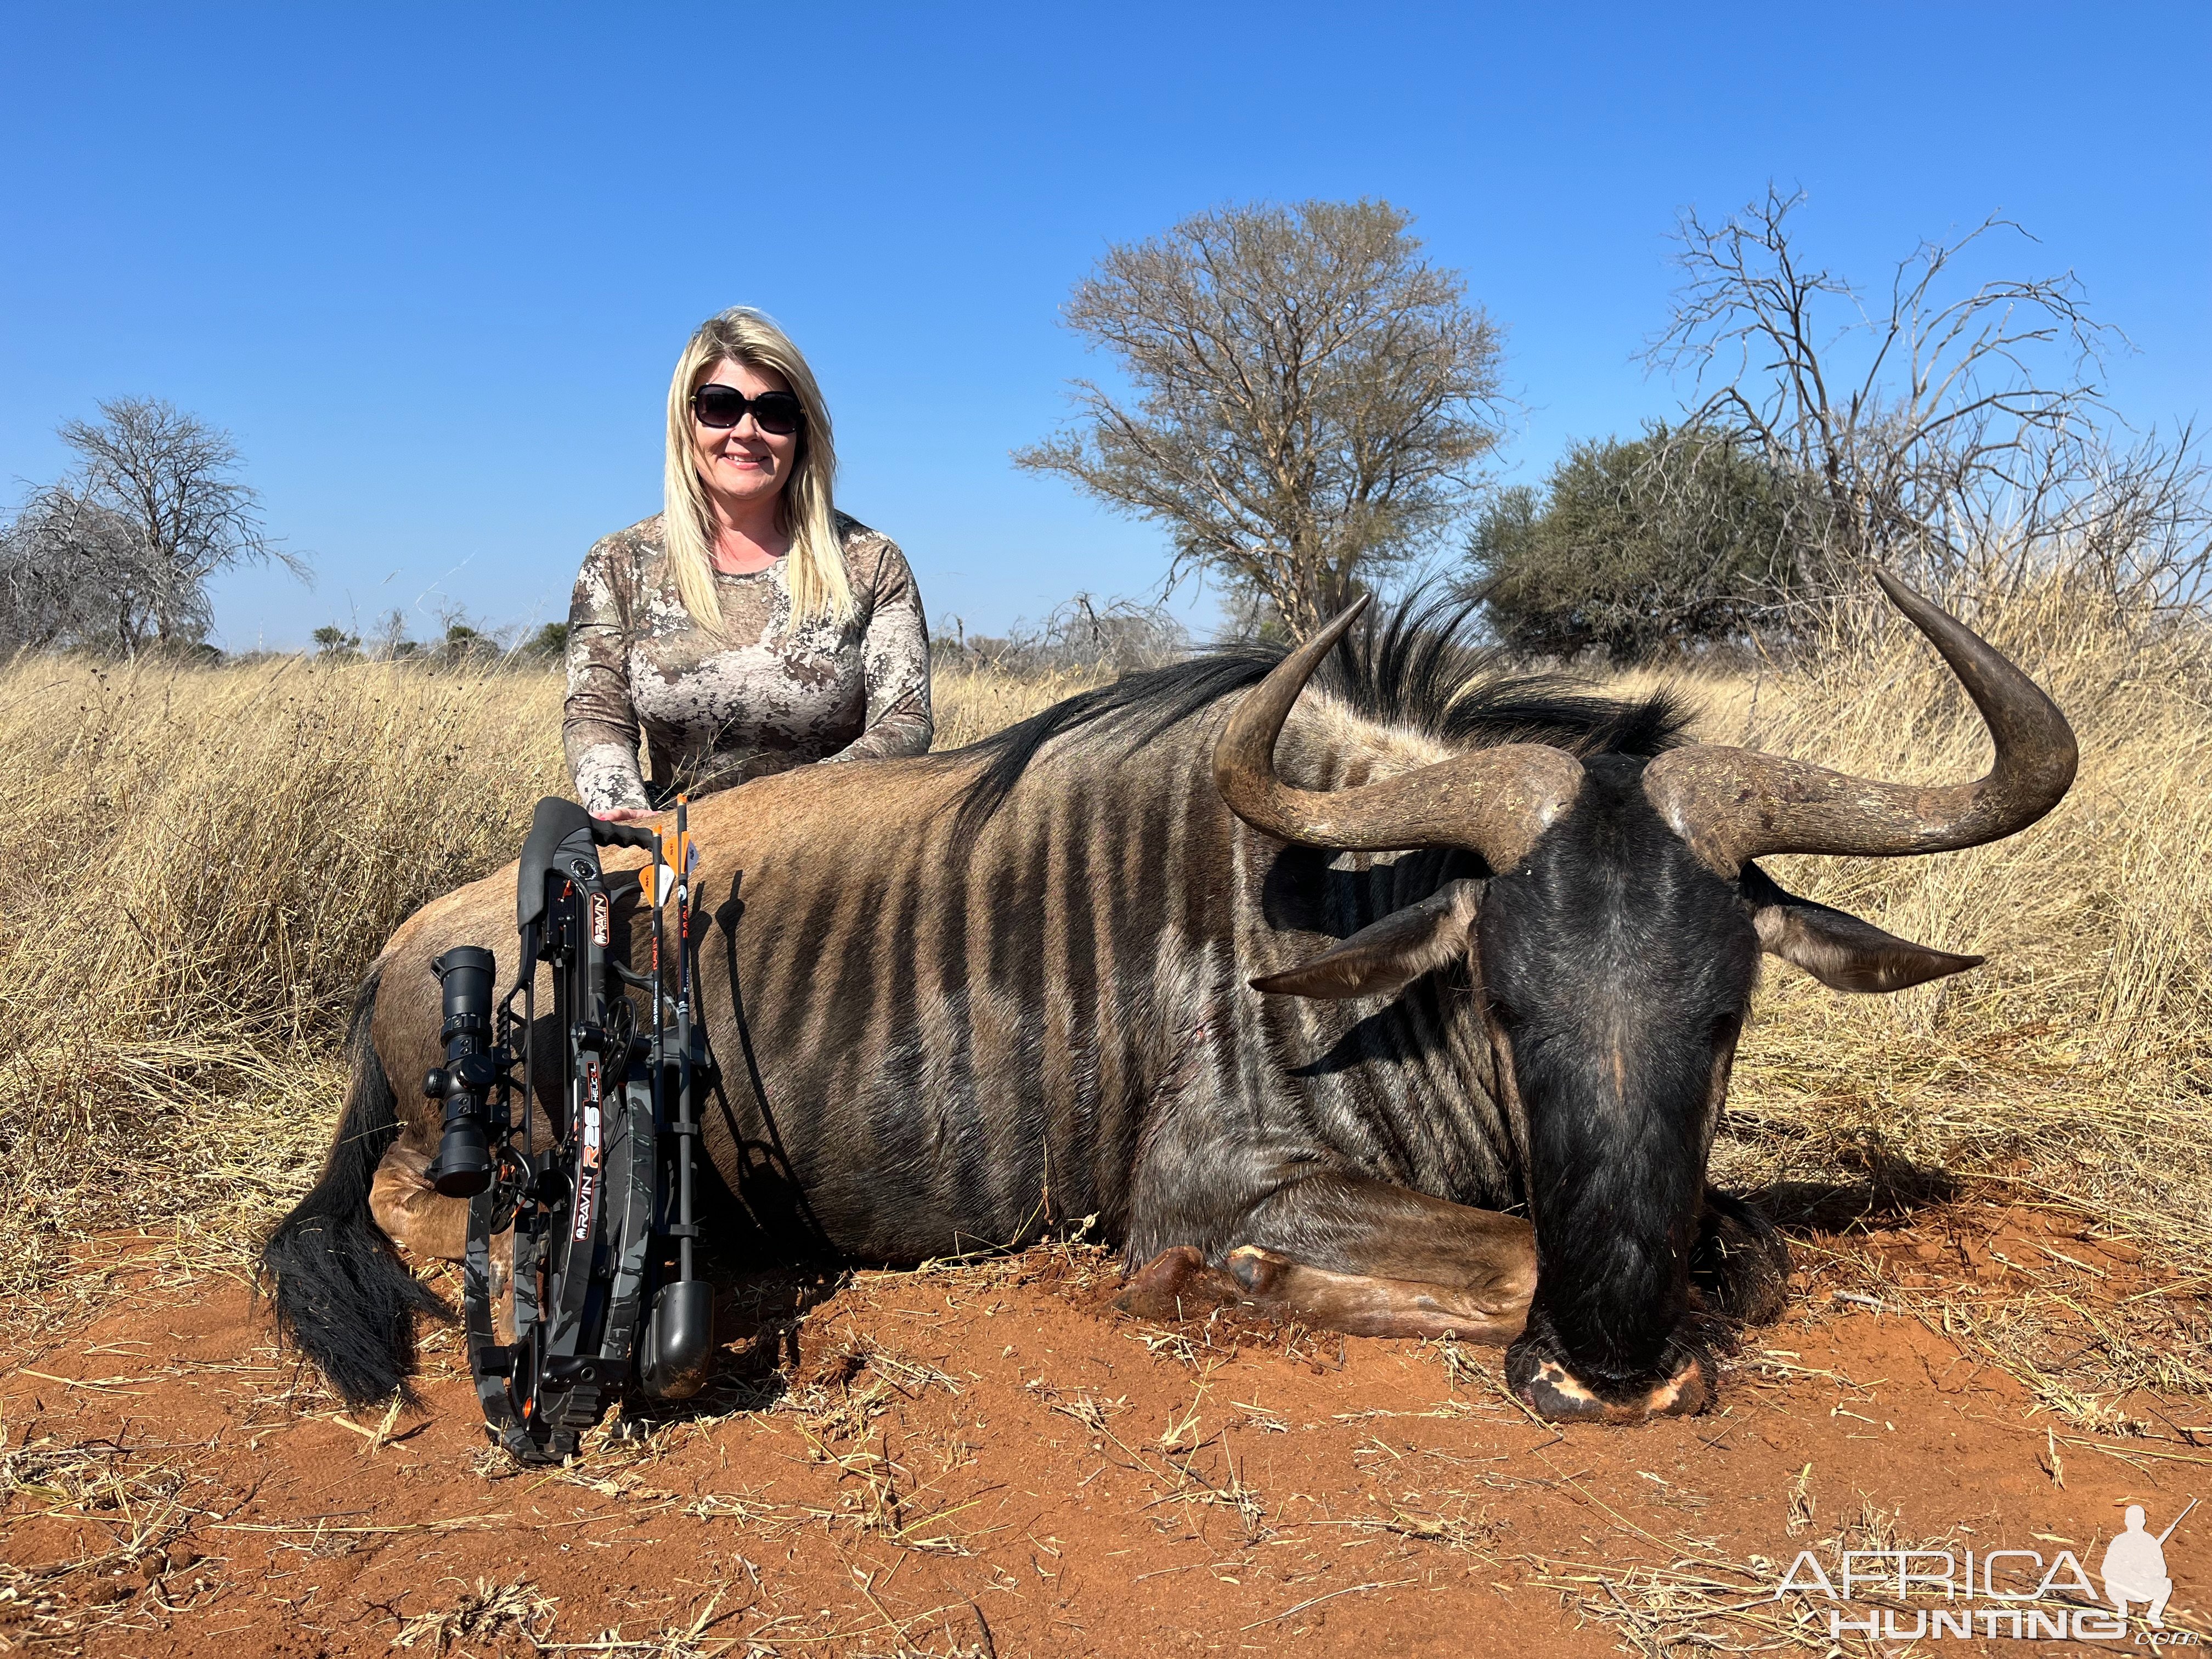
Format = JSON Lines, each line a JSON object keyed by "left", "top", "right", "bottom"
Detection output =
{"left": 4, "top": 1206, "right": 2208, "bottom": 1657}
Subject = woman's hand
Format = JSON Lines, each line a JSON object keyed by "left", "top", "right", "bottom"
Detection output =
{"left": 591, "top": 806, "right": 662, "bottom": 825}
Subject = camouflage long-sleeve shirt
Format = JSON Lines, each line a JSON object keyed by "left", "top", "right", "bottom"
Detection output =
{"left": 563, "top": 511, "right": 933, "bottom": 812}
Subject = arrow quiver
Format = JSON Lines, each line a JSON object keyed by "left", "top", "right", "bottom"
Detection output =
{"left": 424, "top": 796, "right": 716, "bottom": 1463}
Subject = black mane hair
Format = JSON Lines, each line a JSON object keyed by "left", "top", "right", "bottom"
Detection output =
{"left": 949, "top": 590, "right": 1695, "bottom": 828}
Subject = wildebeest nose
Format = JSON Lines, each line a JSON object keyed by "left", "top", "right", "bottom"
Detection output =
{"left": 1515, "top": 1355, "right": 1711, "bottom": 1424}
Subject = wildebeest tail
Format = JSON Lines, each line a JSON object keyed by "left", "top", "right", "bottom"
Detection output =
{"left": 260, "top": 968, "right": 450, "bottom": 1406}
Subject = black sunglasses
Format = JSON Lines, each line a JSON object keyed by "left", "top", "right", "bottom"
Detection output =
{"left": 691, "top": 384, "right": 805, "bottom": 435}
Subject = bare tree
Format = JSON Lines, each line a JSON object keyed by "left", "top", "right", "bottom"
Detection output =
{"left": 1043, "top": 591, "right": 1190, "bottom": 672}
{"left": 368, "top": 606, "right": 416, "bottom": 660}
{"left": 1017, "top": 200, "right": 1506, "bottom": 639}
{"left": 53, "top": 397, "right": 308, "bottom": 649}
{"left": 0, "top": 482, "right": 153, "bottom": 652}
{"left": 1645, "top": 187, "right": 2211, "bottom": 608}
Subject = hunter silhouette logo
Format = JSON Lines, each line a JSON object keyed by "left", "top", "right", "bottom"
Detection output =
{"left": 2105, "top": 1500, "right": 2194, "bottom": 1629}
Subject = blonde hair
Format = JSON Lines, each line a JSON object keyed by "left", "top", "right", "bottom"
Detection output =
{"left": 662, "top": 307, "right": 853, "bottom": 627}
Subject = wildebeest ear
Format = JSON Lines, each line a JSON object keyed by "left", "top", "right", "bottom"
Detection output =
{"left": 1251, "top": 879, "right": 1481, "bottom": 1000}
{"left": 1741, "top": 863, "right": 1984, "bottom": 994}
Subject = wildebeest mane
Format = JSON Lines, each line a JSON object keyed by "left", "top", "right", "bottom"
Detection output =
{"left": 949, "top": 591, "right": 1695, "bottom": 829}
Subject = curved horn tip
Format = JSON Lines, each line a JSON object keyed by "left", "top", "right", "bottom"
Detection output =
{"left": 1869, "top": 565, "right": 1934, "bottom": 614}
{"left": 1867, "top": 567, "right": 1977, "bottom": 652}
{"left": 1257, "top": 594, "right": 1374, "bottom": 688}
{"left": 1662, "top": 563, "right": 2077, "bottom": 866}
{"left": 1305, "top": 593, "right": 1372, "bottom": 650}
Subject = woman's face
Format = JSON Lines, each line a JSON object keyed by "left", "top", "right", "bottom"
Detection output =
{"left": 690, "top": 357, "right": 800, "bottom": 516}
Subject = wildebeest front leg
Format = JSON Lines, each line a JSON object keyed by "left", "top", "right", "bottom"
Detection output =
{"left": 1118, "top": 1174, "right": 1535, "bottom": 1344}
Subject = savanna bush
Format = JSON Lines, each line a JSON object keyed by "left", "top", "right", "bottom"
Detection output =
{"left": 1468, "top": 424, "right": 1806, "bottom": 662}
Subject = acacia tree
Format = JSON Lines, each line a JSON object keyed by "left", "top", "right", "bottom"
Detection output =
{"left": 1646, "top": 187, "right": 2208, "bottom": 606}
{"left": 49, "top": 397, "right": 307, "bottom": 650}
{"left": 1017, "top": 200, "right": 1506, "bottom": 639}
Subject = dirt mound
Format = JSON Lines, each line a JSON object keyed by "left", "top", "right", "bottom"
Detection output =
{"left": 4, "top": 1207, "right": 2207, "bottom": 1657}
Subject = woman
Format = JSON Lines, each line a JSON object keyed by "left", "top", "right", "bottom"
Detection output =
{"left": 565, "top": 308, "right": 932, "bottom": 822}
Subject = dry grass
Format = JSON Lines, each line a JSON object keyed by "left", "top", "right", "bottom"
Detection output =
{"left": 0, "top": 1425, "right": 222, "bottom": 1651}
{"left": 0, "top": 581, "right": 2204, "bottom": 1365}
{"left": 388, "top": 1577, "right": 559, "bottom": 1653}
{"left": 1680, "top": 581, "right": 2212, "bottom": 1267}
{"left": 924, "top": 659, "right": 1108, "bottom": 748}
{"left": 0, "top": 657, "right": 566, "bottom": 1299}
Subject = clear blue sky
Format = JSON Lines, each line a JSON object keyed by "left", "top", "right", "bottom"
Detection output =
{"left": 3, "top": 3, "right": 2205, "bottom": 651}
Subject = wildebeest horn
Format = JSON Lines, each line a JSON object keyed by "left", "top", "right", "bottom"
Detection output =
{"left": 1213, "top": 597, "right": 1584, "bottom": 871}
{"left": 1641, "top": 568, "right": 2079, "bottom": 874}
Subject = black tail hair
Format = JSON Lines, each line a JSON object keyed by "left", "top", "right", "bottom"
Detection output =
{"left": 259, "top": 969, "right": 451, "bottom": 1406}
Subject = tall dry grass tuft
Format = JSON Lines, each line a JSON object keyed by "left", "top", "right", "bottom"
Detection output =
{"left": 0, "top": 658, "right": 568, "bottom": 1293}
{"left": 927, "top": 661, "right": 1110, "bottom": 749}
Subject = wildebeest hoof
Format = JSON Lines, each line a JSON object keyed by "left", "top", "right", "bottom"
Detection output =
{"left": 1508, "top": 1352, "right": 1711, "bottom": 1424}
{"left": 1116, "top": 1246, "right": 1245, "bottom": 1321}
{"left": 1223, "top": 1244, "right": 1294, "bottom": 1296}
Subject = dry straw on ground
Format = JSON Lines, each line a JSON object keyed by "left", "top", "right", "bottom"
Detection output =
{"left": 0, "top": 578, "right": 2203, "bottom": 1332}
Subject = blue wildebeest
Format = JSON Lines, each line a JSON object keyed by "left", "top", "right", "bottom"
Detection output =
{"left": 264, "top": 572, "right": 2074, "bottom": 1422}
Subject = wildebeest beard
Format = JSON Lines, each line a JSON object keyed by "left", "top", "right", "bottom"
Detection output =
{"left": 1476, "top": 757, "right": 1762, "bottom": 1402}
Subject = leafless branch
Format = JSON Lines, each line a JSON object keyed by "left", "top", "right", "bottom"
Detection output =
{"left": 1639, "top": 186, "right": 2204, "bottom": 611}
